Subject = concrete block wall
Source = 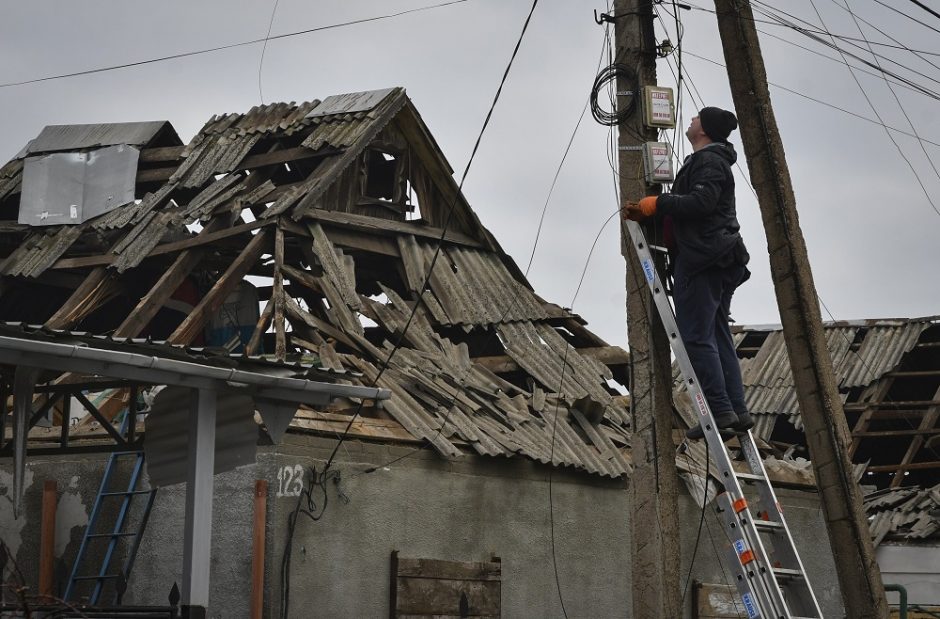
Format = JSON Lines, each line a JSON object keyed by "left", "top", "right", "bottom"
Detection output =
{"left": 1, "top": 435, "right": 845, "bottom": 617}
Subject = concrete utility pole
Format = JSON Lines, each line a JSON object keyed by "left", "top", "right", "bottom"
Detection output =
{"left": 613, "top": 1, "right": 681, "bottom": 616}
{"left": 713, "top": 1, "right": 889, "bottom": 616}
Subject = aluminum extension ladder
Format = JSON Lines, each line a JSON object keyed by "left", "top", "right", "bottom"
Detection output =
{"left": 64, "top": 416, "right": 157, "bottom": 605}
{"left": 624, "top": 219, "right": 823, "bottom": 619}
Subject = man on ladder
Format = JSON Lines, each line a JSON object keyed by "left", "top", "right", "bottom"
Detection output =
{"left": 623, "top": 106, "right": 755, "bottom": 439}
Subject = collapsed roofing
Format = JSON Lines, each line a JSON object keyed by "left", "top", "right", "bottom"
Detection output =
{"left": 0, "top": 88, "right": 633, "bottom": 477}
{"left": 728, "top": 317, "right": 940, "bottom": 544}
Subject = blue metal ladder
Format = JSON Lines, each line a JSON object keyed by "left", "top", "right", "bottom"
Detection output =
{"left": 64, "top": 414, "right": 157, "bottom": 605}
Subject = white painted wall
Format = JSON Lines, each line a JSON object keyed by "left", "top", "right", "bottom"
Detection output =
{"left": 877, "top": 543, "right": 940, "bottom": 606}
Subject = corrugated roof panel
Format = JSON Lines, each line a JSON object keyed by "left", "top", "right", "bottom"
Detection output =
{"left": 21, "top": 121, "right": 175, "bottom": 156}
{"left": 407, "top": 242, "right": 552, "bottom": 326}
{"left": 737, "top": 319, "right": 935, "bottom": 426}
{"left": 306, "top": 88, "right": 397, "bottom": 118}
{"left": 841, "top": 323, "right": 930, "bottom": 388}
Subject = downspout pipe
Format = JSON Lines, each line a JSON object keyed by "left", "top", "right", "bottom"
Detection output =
{"left": 884, "top": 584, "right": 908, "bottom": 619}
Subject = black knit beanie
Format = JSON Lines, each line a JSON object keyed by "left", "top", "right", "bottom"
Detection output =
{"left": 699, "top": 107, "right": 738, "bottom": 143}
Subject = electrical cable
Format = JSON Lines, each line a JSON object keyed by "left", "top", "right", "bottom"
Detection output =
{"left": 0, "top": 0, "right": 472, "bottom": 89}
{"left": 803, "top": 0, "right": 940, "bottom": 219}
{"left": 280, "top": 465, "right": 347, "bottom": 618}
{"left": 257, "top": 0, "right": 282, "bottom": 105}
{"left": 750, "top": 0, "right": 940, "bottom": 94}
{"left": 321, "top": 0, "right": 541, "bottom": 475}
{"left": 591, "top": 64, "right": 639, "bottom": 126}
{"left": 872, "top": 0, "right": 940, "bottom": 37}
{"left": 682, "top": 0, "right": 940, "bottom": 99}
{"left": 907, "top": 0, "right": 940, "bottom": 22}
{"left": 679, "top": 446, "right": 710, "bottom": 608}
{"left": 681, "top": 50, "right": 940, "bottom": 149}
{"left": 278, "top": 3, "right": 542, "bottom": 616}
{"left": 835, "top": 1, "right": 940, "bottom": 184}
{"left": 346, "top": 13, "right": 615, "bottom": 481}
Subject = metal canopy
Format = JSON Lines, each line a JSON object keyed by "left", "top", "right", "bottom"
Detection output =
{"left": 0, "top": 334, "right": 388, "bottom": 405}
{"left": 1, "top": 332, "right": 390, "bottom": 612}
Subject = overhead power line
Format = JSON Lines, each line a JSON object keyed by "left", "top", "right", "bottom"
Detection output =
{"left": 907, "top": 0, "right": 940, "bottom": 22}
{"left": 0, "top": 0, "right": 470, "bottom": 89}
{"left": 682, "top": 50, "right": 940, "bottom": 149}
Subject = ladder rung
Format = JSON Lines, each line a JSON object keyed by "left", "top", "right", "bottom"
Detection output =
{"left": 753, "top": 520, "right": 784, "bottom": 532}
{"left": 100, "top": 490, "right": 152, "bottom": 496}
{"left": 772, "top": 567, "right": 806, "bottom": 580}
{"left": 87, "top": 532, "right": 137, "bottom": 539}
{"left": 72, "top": 574, "right": 120, "bottom": 581}
{"left": 735, "top": 472, "right": 767, "bottom": 483}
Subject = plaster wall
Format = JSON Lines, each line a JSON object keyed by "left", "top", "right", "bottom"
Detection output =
{"left": 876, "top": 543, "right": 940, "bottom": 606}
{"left": 1, "top": 435, "right": 846, "bottom": 618}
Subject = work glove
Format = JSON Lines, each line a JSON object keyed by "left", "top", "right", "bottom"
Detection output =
{"left": 622, "top": 195, "right": 658, "bottom": 221}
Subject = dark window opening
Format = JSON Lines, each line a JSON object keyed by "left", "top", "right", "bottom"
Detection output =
{"left": 364, "top": 149, "right": 400, "bottom": 201}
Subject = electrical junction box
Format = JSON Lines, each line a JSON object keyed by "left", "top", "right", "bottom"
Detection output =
{"left": 642, "top": 142, "right": 674, "bottom": 183}
{"left": 642, "top": 86, "right": 676, "bottom": 128}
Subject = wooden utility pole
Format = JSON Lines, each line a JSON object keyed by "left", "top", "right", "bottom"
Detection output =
{"left": 613, "top": 1, "right": 681, "bottom": 616}
{"left": 713, "top": 1, "right": 888, "bottom": 616}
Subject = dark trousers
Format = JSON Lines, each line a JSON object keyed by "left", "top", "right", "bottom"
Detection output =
{"left": 673, "top": 261, "right": 748, "bottom": 416}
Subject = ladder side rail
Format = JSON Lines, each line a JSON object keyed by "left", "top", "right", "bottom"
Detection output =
{"left": 624, "top": 220, "right": 795, "bottom": 617}
{"left": 64, "top": 450, "right": 120, "bottom": 601}
{"left": 715, "top": 492, "right": 780, "bottom": 619}
{"left": 739, "top": 435, "right": 824, "bottom": 617}
{"left": 114, "top": 458, "right": 157, "bottom": 605}
{"left": 92, "top": 450, "right": 145, "bottom": 603}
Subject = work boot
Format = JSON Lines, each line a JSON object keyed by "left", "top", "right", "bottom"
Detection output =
{"left": 686, "top": 410, "right": 738, "bottom": 440}
{"left": 735, "top": 410, "right": 755, "bottom": 431}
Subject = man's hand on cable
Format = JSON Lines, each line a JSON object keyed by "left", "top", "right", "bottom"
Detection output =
{"left": 621, "top": 195, "right": 658, "bottom": 221}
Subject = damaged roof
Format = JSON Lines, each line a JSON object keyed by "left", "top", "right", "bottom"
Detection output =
{"left": 0, "top": 88, "right": 633, "bottom": 478}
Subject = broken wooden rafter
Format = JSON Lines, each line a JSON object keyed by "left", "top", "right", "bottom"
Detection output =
{"left": 51, "top": 219, "right": 269, "bottom": 270}
{"left": 44, "top": 267, "right": 120, "bottom": 331}
{"left": 245, "top": 299, "right": 275, "bottom": 357}
{"left": 169, "top": 229, "right": 270, "bottom": 345}
{"left": 274, "top": 225, "right": 287, "bottom": 360}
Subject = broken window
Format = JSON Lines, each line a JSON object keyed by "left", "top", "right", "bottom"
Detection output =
{"left": 363, "top": 149, "right": 400, "bottom": 202}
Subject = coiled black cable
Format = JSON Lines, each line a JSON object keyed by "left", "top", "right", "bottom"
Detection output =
{"left": 590, "top": 63, "right": 639, "bottom": 125}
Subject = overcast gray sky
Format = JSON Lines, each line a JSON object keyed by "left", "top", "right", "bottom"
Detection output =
{"left": 1, "top": 0, "right": 938, "bottom": 348}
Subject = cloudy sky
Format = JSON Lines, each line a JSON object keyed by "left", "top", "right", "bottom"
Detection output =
{"left": 1, "top": 0, "right": 938, "bottom": 348}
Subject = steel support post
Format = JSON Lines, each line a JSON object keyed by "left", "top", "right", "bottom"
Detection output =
{"left": 182, "top": 388, "right": 216, "bottom": 611}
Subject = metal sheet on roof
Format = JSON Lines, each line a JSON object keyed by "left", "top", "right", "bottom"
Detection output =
{"left": 20, "top": 121, "right": 172, "bottom": 157}
{"left": 306, "top": 88, "right": 397, "bottom": 118}
{"left": 19, "top": 145, "right": 138, "bottom": 226}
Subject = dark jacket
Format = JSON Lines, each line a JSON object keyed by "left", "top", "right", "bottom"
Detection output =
{"left": 657, "top": 142, "right": 748, "bottom": 275}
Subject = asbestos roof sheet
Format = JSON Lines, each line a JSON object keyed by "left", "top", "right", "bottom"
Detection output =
{"left": 0, "top": 88, "right": 635, "bottom": 480}
{"left": 737, "top": 320, "right": 933, "bottom": 426}
{"left": 865, "top": 483, "right": 940, "bottom": 546}
{"left": 306, "top": 88, "right": 397, "bottom": 118}
{"left": 18, "top": 121, "right": 178, "bottom": 157}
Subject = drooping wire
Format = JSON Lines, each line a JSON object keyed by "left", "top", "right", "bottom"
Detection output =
{"left": 680, "top": 50, "right": 940, "bottom": 149}
{"left": 257, "top": 0, "right": 282, "bottom": 105}
{"left": 802, "top": 0, "right": 940, "bottom": 218}
{"left": 836, "top": 0, "right": 940, "bottom": 185}
{"left": 906, "top": 0, "right": 940, "bottom": 22}
{"left": 872, "top": 0, "right": 940, "bottom": 37}
{"left": 346, "top": 12, "right": 615, "bottom": 480}
{"left": 278, "top": 2, "right": 542, "bottom": 614}
{"left": 321, "top": 0, "right": 542, "bottom": 474}
{"left": 280, "top": 465, "right": 347, "bottom": 618}
{"left": 0, "top": 0, "right": 472, "bottom": 89}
